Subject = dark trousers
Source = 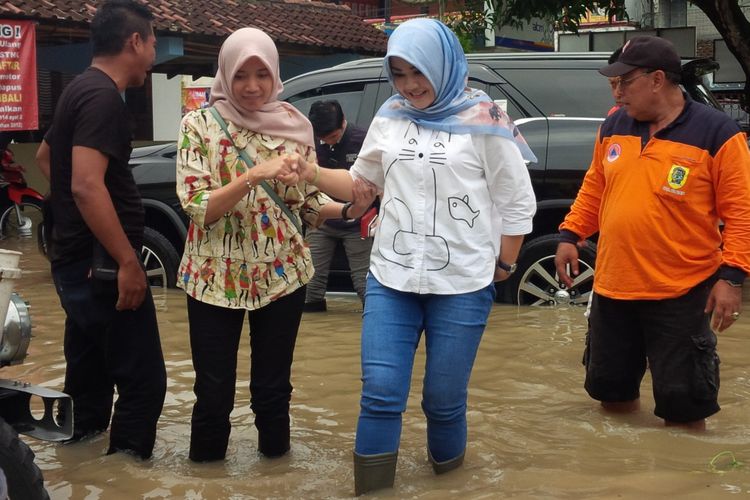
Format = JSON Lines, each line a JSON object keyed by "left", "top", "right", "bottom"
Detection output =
{"left": 585, "top": 275, "right": 720, "bottom": 422}
{"left": 186, "top": 285, "right": 306, "bottom": 461}
{"left": 52, "top": 258, "right": 167, "bottom": 459}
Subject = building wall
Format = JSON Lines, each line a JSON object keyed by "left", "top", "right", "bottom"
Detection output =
{"left": 152, "top": 74, "right": 183, "bottom": 142}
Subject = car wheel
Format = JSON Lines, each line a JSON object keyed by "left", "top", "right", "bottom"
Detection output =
{"left": 141, "top": 227, "right": 180, "bottom": 290}
{"left": 509, "top": 234, "right": 596, "bottom": 306}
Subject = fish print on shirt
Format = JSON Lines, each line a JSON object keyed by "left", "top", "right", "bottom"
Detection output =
{"left": 448, "top": 195, "right": 479, "bottom": 227}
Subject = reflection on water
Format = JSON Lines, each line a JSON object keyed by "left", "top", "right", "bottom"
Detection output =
{"left": 3, "top": 237, "right": 750, "bottom": 498}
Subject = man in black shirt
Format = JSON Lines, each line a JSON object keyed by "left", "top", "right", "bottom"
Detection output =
{"left": 304, "top": 100, "right": 373, "bottom": 311}
{"left": 35, "top": 0, "right": 166, "bottom": 459}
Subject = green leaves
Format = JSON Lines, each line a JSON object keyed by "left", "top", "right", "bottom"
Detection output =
{"left": 451, "top": 0, "right": 628, "bottom": 37}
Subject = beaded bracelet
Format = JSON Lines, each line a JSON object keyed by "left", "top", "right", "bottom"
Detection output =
{"left": 245, "top": 169, "right": 253, "bottom": 189}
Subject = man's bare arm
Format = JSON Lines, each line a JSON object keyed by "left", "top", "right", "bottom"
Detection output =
{"left": 71, "top": 145, "right": 146, "bottom": 310}
{"left": 35, "top": 139, "right": 51, "bottom": 180}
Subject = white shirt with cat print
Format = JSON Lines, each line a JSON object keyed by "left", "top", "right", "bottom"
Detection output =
{"left": 350, "top": 115, "right": 536, "bottom": 294}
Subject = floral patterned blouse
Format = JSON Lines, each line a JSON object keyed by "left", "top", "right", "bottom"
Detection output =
{"left": 176, "top": 108, "right": 331, "bottom": 310}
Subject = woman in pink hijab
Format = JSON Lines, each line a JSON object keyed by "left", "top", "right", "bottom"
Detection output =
{"left": 175, "top": 27, "right": 372, "bottom": 462}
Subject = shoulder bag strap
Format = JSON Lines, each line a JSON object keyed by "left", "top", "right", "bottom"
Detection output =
{"left": 208, "top": 106, "right": 303, "bottom": 234}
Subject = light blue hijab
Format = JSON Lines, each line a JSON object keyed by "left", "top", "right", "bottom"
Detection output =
{"left": 377, "top": 18, "right": 537, "bottom": 163}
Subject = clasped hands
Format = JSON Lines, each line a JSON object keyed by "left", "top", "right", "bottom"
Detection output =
{"left": 270, "top": 153, "right": 376, "bottom": 218}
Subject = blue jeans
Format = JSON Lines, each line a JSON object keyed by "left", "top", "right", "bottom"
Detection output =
{"left": 355, "top": 275, "right": 495, "bottom": 462}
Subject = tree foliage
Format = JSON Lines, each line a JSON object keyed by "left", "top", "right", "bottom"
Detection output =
{"left": 449, "top": 1, "right": 630, "bottom": 51}
{"left": 481, "top": 0, "right": 627, "bottom": 33}
{"left": 451, "top": 0, "right": 749, "bottom": 111}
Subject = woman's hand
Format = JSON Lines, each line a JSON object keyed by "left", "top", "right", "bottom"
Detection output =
{"left": 348, "top": 177, "right": 378, "bottom": 218}
{"left": 276, "top": 171, "right": 300, "bottom": 186}
{"left": 286, "top": 153, "right": 316, "bottom": 183}
{"left": 277, "top": 154, "right": 302, "bottom": 185}
{"left": 251, "top": 154, "right": 297, "bottom": 184}
{"left": 493, "top": 267, "right": 511, "bottom": 282}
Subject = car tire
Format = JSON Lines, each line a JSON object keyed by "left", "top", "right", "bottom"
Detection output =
{"left": 141, "top": 226, "right": 180, "bottom": 289}
{"left": 0, "top": 418, "right": 49, "bottom": 500}
{"left": 508, "top": 234, "right": 597, "bottom": 306}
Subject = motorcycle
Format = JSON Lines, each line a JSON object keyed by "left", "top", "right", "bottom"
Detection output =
{"left": 0, "top": 249, "right": 72, "bottom": 500}
{"left": 0, "top": 148, "right": 46, "bottom": 255}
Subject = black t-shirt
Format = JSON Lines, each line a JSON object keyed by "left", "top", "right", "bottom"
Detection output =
{"left": 315, "top": 124, "right": 368, "bottom": 230}
{"left": 47, "top": 67, "right": 144, "bottom": 267}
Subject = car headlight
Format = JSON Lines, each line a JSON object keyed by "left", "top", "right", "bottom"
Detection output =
{"left": 0, "top": 293, "right": 32, "bottom": 366}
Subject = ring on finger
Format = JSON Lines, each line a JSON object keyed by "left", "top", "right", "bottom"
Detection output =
{"left": 731, "top": 311, "right": 740, "bottom": 320}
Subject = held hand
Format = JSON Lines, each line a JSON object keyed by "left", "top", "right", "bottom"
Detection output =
{"left": 256, "top": 154, "right": 295, "bottom": 182}
{"left": 554, "top": 242, "right": 579, "bottom": 289}
{"left": 494, "top": 267, "right": 511, "bottom": 283}
{"left": 705, "top": 280, "right": 742, "bottom": 333}
{"left": 348, "top": 178, "right": 378, "bottom": 218}
{"left": 276, "top": 171, "right": 300, "bottom": 186}
{"left": 115, "top": 258, "right": 147, "bottom": 311}
{"left": 286, "top": 153, "right": 315, "bottom": 183}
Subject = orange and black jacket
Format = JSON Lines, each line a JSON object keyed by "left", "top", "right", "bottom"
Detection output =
{"left": 560, "top": 96, "right": 750, "bottom": 300}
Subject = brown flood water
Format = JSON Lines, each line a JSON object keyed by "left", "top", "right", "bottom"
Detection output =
{"left": 3, "top": 236, "right": 750, "bottom": 499}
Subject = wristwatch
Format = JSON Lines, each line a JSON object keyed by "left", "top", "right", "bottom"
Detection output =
{"left": 497, "top": 260, "right": 517, "bottom": 275}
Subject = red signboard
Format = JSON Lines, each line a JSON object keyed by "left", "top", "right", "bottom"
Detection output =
{"left": 0, "top": 20, "right": 37, "bottom": 131}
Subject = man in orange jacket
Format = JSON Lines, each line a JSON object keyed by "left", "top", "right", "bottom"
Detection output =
{"left": 555, "top": 36, "right": 750, "bottom": 431}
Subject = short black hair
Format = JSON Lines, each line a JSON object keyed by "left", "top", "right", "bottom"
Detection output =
{"left": 309, "top": 100, "right": 345, "bottom": 137}
{"left": 91, "top": 0, "right": 154, "bottom": 57}
{"left": 608, "top": 46, "right": 622, "bottom": 65}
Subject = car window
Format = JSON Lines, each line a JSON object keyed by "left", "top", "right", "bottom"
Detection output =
{"left": 485, "top": 85, "right": 524, "bottom": 120}
{"left": 499, "top": 69, "right": 613, "bottom": 118}
{"left": 285, "top": 82, "right": 367, "bottom": 123}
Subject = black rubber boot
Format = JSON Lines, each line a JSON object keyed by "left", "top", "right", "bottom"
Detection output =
{"left": 257, "top": 418, "right": 290, "bottom": 458}
{"left": 188, "top": 437, "right": 228, "bottom": 462}
{"left": 428, "top": 448, "right": 465, "bottom": 475}
{"left": 353, "top": 450, "right": 398, "bottom": 496}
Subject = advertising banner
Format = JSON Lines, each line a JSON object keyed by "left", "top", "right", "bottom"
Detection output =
{"left": 0, "top": 20, "right": 37, "bottom": 131}
{"left": 182, "top": 86, "right": 210, "bottom": 115}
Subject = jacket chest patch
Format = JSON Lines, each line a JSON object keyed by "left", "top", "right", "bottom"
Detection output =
{"left": 607, "top": 143, "right": 622, "bottom": 162}
{"left": 667, "top": 164, "right": 690, "bottom": 189}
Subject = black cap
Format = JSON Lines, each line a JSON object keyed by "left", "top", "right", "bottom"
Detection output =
{"left": 599, "top": 36, "right": 681, "bottom": 77}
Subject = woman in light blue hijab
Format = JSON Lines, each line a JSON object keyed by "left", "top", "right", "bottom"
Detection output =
{"left": 378, "top": 18, "right": 536, "bottom": 162}
{"left": 289, "top": 17, "right": 536, "bottom": 496}
{"left": 342, "top": 18, "right": 536, "bottom": 496}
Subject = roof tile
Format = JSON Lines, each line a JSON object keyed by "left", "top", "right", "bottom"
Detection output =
{"left": 1, "top": 0, "right": 388, "bottom": 54}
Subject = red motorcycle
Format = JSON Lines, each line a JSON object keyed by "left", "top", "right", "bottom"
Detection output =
{"left": 0, "top": 148, "right": 45, "bottom": 253}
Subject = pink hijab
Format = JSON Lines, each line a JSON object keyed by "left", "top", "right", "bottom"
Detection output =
{"left": 209, "top": 27, "right": 314, "bottom": 147}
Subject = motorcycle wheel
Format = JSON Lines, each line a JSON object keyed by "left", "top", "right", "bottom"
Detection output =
{"left": 0, "top": 418, "right": 49, "bottom": 500}
{"left": 0, "top": 198, "right": 43, "bottom": 240}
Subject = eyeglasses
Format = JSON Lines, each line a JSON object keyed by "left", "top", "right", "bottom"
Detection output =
{"left": 611, "top": 71, "right": 654, "bottom": 90}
